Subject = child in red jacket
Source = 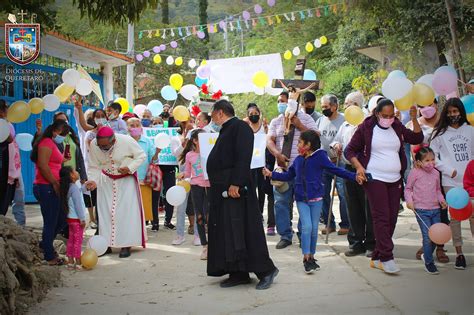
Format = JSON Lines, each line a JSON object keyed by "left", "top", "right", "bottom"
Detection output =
{"left": 463, "top": 160, "right": 474, "bottom": 198}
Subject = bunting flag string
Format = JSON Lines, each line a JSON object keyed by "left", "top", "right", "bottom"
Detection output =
{"left": 137, "top": 2, "right": 345, "bottom": 41}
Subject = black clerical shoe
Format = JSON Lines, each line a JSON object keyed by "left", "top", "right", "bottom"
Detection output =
{"left": 119, "top": 247, "right": 131, "bottom": 258}
{"left": 219, "top": 276, "right": 251, "bottom": 288}
{"left": 276, "top": 239, "right": 292, "bottom": 249}
{"left": 256, "top": 267, "right": 279, "bottom": 290}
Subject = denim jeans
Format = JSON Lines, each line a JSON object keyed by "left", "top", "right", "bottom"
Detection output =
{"left": 321, "top": 164, "right": 350, "bottom": 229}
{"left": 415, "top": 209, "right": 441, "bottom": 265}
{"left": 33, "top": 184, "right": 64, "bottom": 261}
{"left": 175, "top": 193, "right": 198, "bottom": 237}
{"left": 12, "top": 175, "right": 25, "bottom": 226}
{"left": 297, "top": 200, "right": 323, "bottom": 255}
{"left": 273, "top": 180, "right": 294, "bottom": 241}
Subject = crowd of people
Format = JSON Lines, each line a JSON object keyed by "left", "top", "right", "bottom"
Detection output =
{"left": 0, "top": 85, "right": 473, "bottom": 288}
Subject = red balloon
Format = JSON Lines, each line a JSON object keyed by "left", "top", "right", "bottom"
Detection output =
{"left": 449, "top": 201, "right": 473, "bottom": 221}
{"left": 428, "top": 223, "right": 452, "bottom": 245}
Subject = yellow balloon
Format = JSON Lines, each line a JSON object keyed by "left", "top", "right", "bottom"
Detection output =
{"left": 28, "top": 98, "right": 45, "bottom": 114}
{"left": 344, "top": 106, "right": 365, "bottom": 126}
{"left": 394, "top": 89, "right": 414, "bottom": 111}
{"left": 7, "top": 101, "right": 31, "bottom": 123}
{"left": 114, "top": 97, "right": 129, "bottom": 114}
{"left": 81, "top": 248, "right": 98, "bottom": 270}
{"left": 467, "top": 113, "right": 474, "bottom": 125}
{"left": 413, "top": 83, "right": 435, "bottom": 107}
{"left": 252, "top": 71, "right": 269, "bottom": 88}
{"left": 320, "top": 36, "right": 328, "bottom": 45}
{"left": 175, "top": 57, "right": 183, "bottom": 66}
{"left": 153, "top": 54, "right": 162, "bottom": 64}
{"left": 305, "top": 42, "right": 314, "bottom": 52}
{"left": 283, "top": 50, "right": 292, "bottom": 60}
{"left": 177, "top": 180, "right": 191, "bottom": 193}
{"left": 201, "top": 59, "right": 207, "bottom": 65}
{"left": 169, "top": 74, "right": 184, "bottom": 91}
{"left": 54, "top": 83, "right": 75, "bottom": 103}
{"left": 172, "top": 105, "right": 190, "bottom": 122}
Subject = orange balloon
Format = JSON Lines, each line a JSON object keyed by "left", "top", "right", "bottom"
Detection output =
{"left": 394, "top": 89, "right": 414, "bottom": 111}
{"left": 81, "top": 248, "right": 98, "bottom": 269}
{"left": 428, "top": 223, "right": 452, "bottom": 245}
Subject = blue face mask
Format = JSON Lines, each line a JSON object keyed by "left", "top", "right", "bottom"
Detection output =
{"left": 278, "top": 103, "right": 288, "bottom": 114}
{"left": 210, "top": 121, "right": 221, "bottom": 132}
{"left": 53, "top": 135, "right": 65, "bottom": 144}
{"left": 141, "top": 119, "right": 152, "bottom": 127}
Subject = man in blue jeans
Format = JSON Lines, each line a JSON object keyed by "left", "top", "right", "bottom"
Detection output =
{"left": 267, "top": 92, "right": 318, "bottom": 249}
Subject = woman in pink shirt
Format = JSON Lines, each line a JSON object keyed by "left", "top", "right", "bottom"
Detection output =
{"left": 180, "top": 129, "right": 210, "bottom": 260}
{"left": 30, "top": 120, "right": 68, "bottom": 265}
{"left": 405, "top": 147, "right": 447, "bottom": 275}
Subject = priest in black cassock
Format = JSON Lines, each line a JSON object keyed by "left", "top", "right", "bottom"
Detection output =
{"left": 206, "top": 100, "right": 278, "bottom": 290}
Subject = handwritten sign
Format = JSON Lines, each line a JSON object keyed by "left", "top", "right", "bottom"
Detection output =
{"left": 77, "top": 65, "right": 105, "bottom": 105}
{"left": 143, "top": 127, "right": 179, "bottom": 165}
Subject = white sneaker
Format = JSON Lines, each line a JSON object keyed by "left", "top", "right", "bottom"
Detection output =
{"left": 381, "top": 260, "right": 401, "bottom": 274}
{"left": 193, "top": 236, "right": 201, "bottom": 246}
{"left": 200, "top": 247, "right": 208, "bottom": 260}
{"left": 172, "top": 235, "right": 185, "bottom": 245}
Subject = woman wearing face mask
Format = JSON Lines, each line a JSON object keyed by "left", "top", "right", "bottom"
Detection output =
{"left": 30, "top": 120, "right": 69, "bottom": 265}
{"left": 430, "top": 97, "right": 473, "bottom": 270}
{"left": 345, "top": 98, "right": 423, "bottom": 274}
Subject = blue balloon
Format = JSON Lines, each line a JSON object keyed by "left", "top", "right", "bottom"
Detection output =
{"left": 303, "top": 69, "right": 317, "bottom": 80}
{"left": 195, "top": 76, "right": 208, "bottom": 87}
{"left": 446, "top": 187, "right": 469, "bottom": 209}
{"left": 15, "top": 133, "right": 33, "bottom": 151}
{"left": 387, "top": 70, "right": 406, "bottom": 80}
{"left": 461, "top": 94, "right": 474, "bottom": 114}
{"left": 161, "top": 85, "right": 178, "bottom": 101}
{"left": 147, "top": 100, "right": 163, "bottom": 116}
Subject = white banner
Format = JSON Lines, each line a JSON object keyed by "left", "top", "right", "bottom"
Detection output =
{"left": 198, "top": 133, "right": 266, "bottom": 179}
{"left": 206, "top": 53, "right": 284, "bottom": 94}
{"left": 143, "top": 127, "right": 179, "bottom": 165}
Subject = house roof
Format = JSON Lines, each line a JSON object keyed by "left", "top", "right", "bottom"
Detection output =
{"left": 1, "top": 22, "right": 133, "bottom": 68}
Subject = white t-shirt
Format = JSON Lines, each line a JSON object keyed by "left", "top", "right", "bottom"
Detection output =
{"left": 366, "top": 125, "right": 401, "bottom": 183}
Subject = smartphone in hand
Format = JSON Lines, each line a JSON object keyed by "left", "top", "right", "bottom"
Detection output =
{"left": 365, "top": 173, "right": 374, "bottom": 182}
{"left": 64, "top": 144, "right": 71, "bottom": 159}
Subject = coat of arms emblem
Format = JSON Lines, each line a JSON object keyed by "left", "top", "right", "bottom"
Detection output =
{"left": 5, "top": 23, "right": 40, "bottom": 66}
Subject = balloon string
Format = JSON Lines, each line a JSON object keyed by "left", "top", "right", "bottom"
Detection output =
{"left": 413, "top": 210, "right": 430, "bottom": 230}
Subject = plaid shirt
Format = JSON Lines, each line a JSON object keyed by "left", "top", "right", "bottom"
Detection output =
{"left": 268, "top": 112, "right": 318, "bottom": 165}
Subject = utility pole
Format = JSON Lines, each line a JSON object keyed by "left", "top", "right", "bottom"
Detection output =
{"left": 126, "top": 23, "right": 135, "bottom": 107}
{"left": 445, "top": 0, "right": 466, "bottom": 94}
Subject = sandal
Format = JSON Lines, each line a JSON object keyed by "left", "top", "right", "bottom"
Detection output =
{"left": 47, "top": 257, "right": 65, "bottom": 266}
{"left": 66, "top": 263, "right": 75, "bottom": 270}
{"left": 74, "top": 264, "right": 83, "bottom": 271}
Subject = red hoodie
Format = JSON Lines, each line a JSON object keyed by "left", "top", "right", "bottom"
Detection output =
{"left": 463, "top": 160, "right": 474, "bottom": 198}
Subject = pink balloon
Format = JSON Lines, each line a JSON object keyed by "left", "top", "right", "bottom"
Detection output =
{"left": 197, "top": 31, "right": 205, "bottom": 39}
{"left": 428, "top": 223, "right": 452, "bottom": 245}
{"left": 242, "top": 10, "right": 251, "bottom": 20}
{"left": 170, "top": 41, "right": 178, "bottom": 48}
{"left": 267, "top": 0, "right": 276, "bottom": 6}
{"left": 136, "top": 54, "right": 143, "bottom": 62}
{"left": 143, "top": 51, "right": 150, "bottom": 58}
{"left": 219, "top": 20, "right": 226, "bottom": 30}
{"left": 254, "top": 4, "right": 263, "bottom": 14}
{"left": 435, "top": 65, "right": 457, "bottom": 76}
{"left": 446, "top": 90, "right": 459, "bottom": 100}
{"left": 432, "top": 71, "right": 458, "bottom": 95}
{"left": 159, "top": 44, "right": 166, "bottom": 51}
{"left": 153, "top": 46, "right": 160, "bottom": 53}
{"left": 133, "top": 104, "right": 147, "bottom": 117}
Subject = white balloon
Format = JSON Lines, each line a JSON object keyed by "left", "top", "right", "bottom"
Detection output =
{"left": 75, "top": 79, "right": 93, "bottom": 96}
{"left": 87, "top": 235, "right": 108, "bottom": 256}
{"left": 62, "top": 69, "right": 81, "bottom": 87}
{"left": 254, "top": 86, "right": 265, "bottom": 95}
{"left": 0, "top": 119, "right": 10, "bottom": 142}
{"left": 166, "top": 56, "right": 174, "bottom": 65}
{"left": 292, "top": 46, "right": 301, "bottom": 56}
{"left": 180, "top": 84, "right": 200, "bottom": 101}
{"left": 166, "top": 185, "right": 186, "bottom": 206}
{"left": 15, "top": 133, "right": 34, "bottom": 151}
{"left": 314, "top": 39, "right": 322, "bottom": 48}
{"left": 188, "top": 59, "right": 197, "bottom": 69}
{"left": 368, "top": 95, "right": 384, "bottom": 113}
{"left": 154, "top": 132, "right": 171, "bottom": 149}
{"left": 265, "top": 86, "right": 283, "bottom": 96}
{"left": 42, "top": 94, "right": 61, "bottom": 112}
{"left": 381, "top": 77, "right": 413, "bottom": 100}
{"left": 416, "top": 74, "right": 435, "bottom": 88}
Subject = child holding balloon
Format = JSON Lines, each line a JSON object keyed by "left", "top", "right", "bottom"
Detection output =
{"left": 404, "top": 147, "right": 447, "bottom": 275}
{"left": 59, "top": 166, "right": 87, "bottom": 270}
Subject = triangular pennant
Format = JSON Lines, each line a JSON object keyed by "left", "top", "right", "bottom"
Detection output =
{"left": 214, "top": 23, "right": 218, "bottom": 32}
{"left": 154, "top": 29, "right": 160, "bottom": 37}
{"left": 236, "top": 20, "right": 241, "bottom": 30}
{"left": 186, "top": 27, "right": 191, "bottom": 36}
{"left": 192, "top": 25, "right": 197, "bottom": 34}
{"left": 171, "top": 28, "right": 175, "bottom": 36}
{"left": 307, "top": 9, "right": 313, "bottom": 17}
{"left": 178, "top": 27, "right": 183, "bottom": 36}
{"left": 332, "top": 4, "right": 337, "bottom": 14}
{"left": 229, "top": 21, "right": 234, "bottom": 31}
{"left": 252, "top": 19, "right": 257, "bottom": 27}
{"left": 147, "top": 30, "right": 153, "bottom": 38}
{"left": 244, "top": 20, "right": 250, "bottom": 28}
{"left": 161, "top": 29, "right": 166, "bottom": 39}
{"left": 283, "top": 13, "right": 290, "bottom": 21}
{"left": 267, "top": 16, "right": 273, "bottom": 25}
{"left": 324, "top": 5, "right": 329, "bottom": 16}
{"left": 276, "top": 15, "right": 282, "bottom": 23}
{"left": 291, "top": 12, "right": 296, "bottom": 21}
{"left": 138, "top": 31, "right": 143, "bottom": 39}
{"left": 299, "top": 11, "right": 305, "bottom": 20}
{"left": 258, "top": 16, "right": 265, "bottom": 25}
{"left": 316, "top": 8, "right": 321, "bottom": 17}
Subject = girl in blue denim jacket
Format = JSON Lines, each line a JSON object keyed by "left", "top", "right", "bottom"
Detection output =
{"left": 263, "top": 130, "right": 362, "bottom": 273}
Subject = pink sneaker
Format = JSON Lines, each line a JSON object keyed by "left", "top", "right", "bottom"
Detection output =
{"left": 267, "top": 227, "right": 276, "bottom": 236}
{"left": 172, "top": 235, "right": 185, "bottom": 245}
{"left": 193, "top": 236, "right": 201, "bottom": 246}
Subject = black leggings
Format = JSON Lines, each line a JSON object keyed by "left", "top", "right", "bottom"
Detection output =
{"left": 190, "top": 185, "right": 209, "bottom": 245}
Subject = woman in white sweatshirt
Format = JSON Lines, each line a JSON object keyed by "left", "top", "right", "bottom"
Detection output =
{"left": 430, "top": 97, "right": 473, "bottom": 270}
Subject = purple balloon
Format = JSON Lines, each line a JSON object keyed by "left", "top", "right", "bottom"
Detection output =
{"left": 159, "top": 44, "right": 166, "bottom": 51}
{"left": 267, "top": 0, "right": 276, "bottom": 7}
{"left": 254, "top": 4, "right": 263, "bottom": 14}
{"left": 219, "top": 20, "right": 226, "bottom": 30}
{"left": 197, "top": 31, "right": 205, "bottom": 39}
{"left": 432, "top": 71, "right": 458, "bottom": 95}
{"left": 196, "top": 65, "right": 211, "bottom": 79}
{"left": 170, "top": 41, "right": 178, "bottom": 48}
{"left": 242, "top": 10, "right": 251, "bottom": 20}
{"left": 153, "top": 46, "right": 160, "bottom": 53}
{"left": 136, "top": 54, "right": 143, "bottom": 62}
{"left": 143, "top": 51, "right": 150, "bottom": 58}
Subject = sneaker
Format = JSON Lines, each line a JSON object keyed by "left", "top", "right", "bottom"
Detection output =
{"left": 200, "top": 247, "right": 208, "bottom": 260}
{"left": 370, "top": 259, "right": 382, "bottom": 270}
{"left": 380, "top": 260, "right": 401, "bottom": 274}
{"left": 266, "top": 227, "right": 276, "bottom": 236}
{"left": 164, "top": 222, "right": 176, "bottom": 230}
{"left": 171, "top": 235, "right": 185, "bottom": 245}
{"left": 366, "top": 250, "right": 374, "bottom": 258}
{"left": 303, "top": 259, "right": 315, "bottom": 274}
{"left": 90, "top": 222, "right": 97, "bottom": 229}
{"left": 425, "top": 263, "right": 439, "bottom": 275}
{"left": 310, "top": 258, "right": 320, "bottom": 271}
{"left": 455, "top": 254, "right": 466, "bottom": 270}
{"left": 151, "top": 224, "right": 159, "bottom": 232}
{"left": 193, "top": 236, "right": 201, "bottom": 246}
{"left": 321, "top": 227, "right": 336, "bottom": 235}
{"left": 345, "top": 247, "right": 366, "bottom": 257}
{"left": 276, "top": 239, "right": 292, "bottom": 249}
